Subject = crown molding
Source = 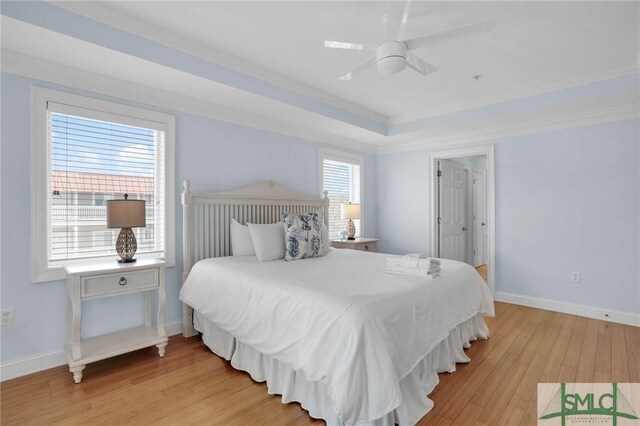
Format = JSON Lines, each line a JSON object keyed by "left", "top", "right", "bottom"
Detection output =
{"left": 3, "top": 47, "right": 636, "bottom": 158}
{"left": 378, "top": 103, "right": 640, "bottom": 154}
{"left": 4, "top": 48, "right": 636, "bottom": 157}
{"left": 387, "top": 64, "right": 640, "bottom": 126}
{"left": 15, "top": 1, "right": 640, "bottom": 139}
{"left": 48, "top": 0, "right": 388, "bottom": 126}
{"left": 1, "top": 49, "right": 377, "bottom": 155}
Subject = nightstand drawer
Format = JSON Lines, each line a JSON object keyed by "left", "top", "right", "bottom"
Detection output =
{"left": 359, "top": 242, "right": 378, "bottom": 252}
{"left": 330, "top": 238, "right": 379, "bottom": 253}
{"left": 82, "top": 269, "right": 159, "bottom": 298}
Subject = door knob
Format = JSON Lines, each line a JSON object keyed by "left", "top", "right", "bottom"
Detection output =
{"left": 481, "top": 223, "right": 486, "bottom": 226}
{"left": 462, "top": 227, "right": 468, "bottom": 231}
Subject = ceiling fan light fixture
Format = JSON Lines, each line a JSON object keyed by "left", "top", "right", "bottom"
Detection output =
{"left": 325, "top": 0, "right": 495, "bottom": 80}
{"left": 376, "top": 41, "right": 408, "bottom": 74}
{"left": 377, "top": 56, "right": 407, "bottom": 74}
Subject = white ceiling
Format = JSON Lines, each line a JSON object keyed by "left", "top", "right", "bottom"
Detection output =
{"left": 94, "top": 1, "right": 640, "bottom": 121}
{"left": 1, "top": 1, "right": 638, "bottom": 151}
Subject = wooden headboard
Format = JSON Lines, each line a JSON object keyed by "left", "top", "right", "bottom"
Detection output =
{"left": 180, "top": 180, "right": 329, "bottom": 336}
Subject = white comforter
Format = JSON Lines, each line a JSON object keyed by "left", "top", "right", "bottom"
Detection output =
{"left": 180, "top": 249, "right": 494, "bottom": 425}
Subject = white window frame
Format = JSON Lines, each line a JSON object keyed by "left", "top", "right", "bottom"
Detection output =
{"left": 318, "top": 148, "right": 365, "bottom": 238}
{"left": 31, "top": 87, "right": 175, "bottom": 282}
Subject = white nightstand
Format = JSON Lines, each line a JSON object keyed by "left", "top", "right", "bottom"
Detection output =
{"left": 330, "top": 238, "right": 379, "bottom": 252}
{"left": 64, "top": 258, "right": 168, "bottom": 383}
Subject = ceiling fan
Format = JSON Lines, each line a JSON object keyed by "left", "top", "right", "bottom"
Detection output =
{"left": 324, "top": 1, "right": 495, "bottom": 80}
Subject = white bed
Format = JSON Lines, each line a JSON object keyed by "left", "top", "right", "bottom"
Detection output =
{"left": 179, "top": 180, "right": 494, "bottom": 425}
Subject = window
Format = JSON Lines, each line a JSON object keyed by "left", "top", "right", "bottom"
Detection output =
{"left": 319, "top": 149, "right": 363, "bottom": 240}
{"left": 92, "top": 231, "right": 113, "bottom": 253}
{"left": 32, "top": 88, "right": 175, "bottom": 282}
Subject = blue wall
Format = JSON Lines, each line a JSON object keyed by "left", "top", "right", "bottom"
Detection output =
{"left": 376, "top": 120, "right": 640, "bottom": 314}
{"left": 0, "top": 72, "right": 377, "bottom": 363}
{"left": 2, "top": 69, "right": 638, "bottom": 369}
{"left": 2, "top": 70, "right": 638, "bottom": 368}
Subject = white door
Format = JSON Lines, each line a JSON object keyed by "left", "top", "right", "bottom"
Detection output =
{"left": 472, "top": 171, "right": 487, "bottom": 267}
{"left": 438, "top": 159, "right": 466, "bottom": 262}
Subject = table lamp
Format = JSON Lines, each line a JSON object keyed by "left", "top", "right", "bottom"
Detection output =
{"left": 340, "top": 203, "right": 360, "bottom": 240}
{"left": 106, "top": 194, "right": 146, "bottom": 263}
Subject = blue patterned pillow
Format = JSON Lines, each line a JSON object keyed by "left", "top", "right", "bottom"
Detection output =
{"left": 282, "top": 211, "right": 324, "bottom": 261}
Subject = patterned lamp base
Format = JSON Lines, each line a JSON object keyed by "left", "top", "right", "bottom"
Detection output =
{"left": 347, "top": 219, "right": 356, "bottom": 240}
{"left": 116, "top": 227, "right": 138, "bottom": 263}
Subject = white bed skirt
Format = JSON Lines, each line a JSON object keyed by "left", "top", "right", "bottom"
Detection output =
{"left": 194, "top": 312, "right": 489, "bottom": 426}
{"left": 194, "top": 312, "right": 489, "bottom": 425}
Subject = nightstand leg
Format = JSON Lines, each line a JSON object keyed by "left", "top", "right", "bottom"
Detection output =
{"left": 157, "top": 269, "right": 166, "bottom": 337}
{"left": 70, "top": 364, "right": 85, "bottom": 384}
{"left": 156, "top": 341, "right": 168, "bottom": 357}
{"left": 70, "top": 294, "right": 82, "bottom": 361}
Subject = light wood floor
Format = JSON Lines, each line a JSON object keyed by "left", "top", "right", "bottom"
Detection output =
{"left": 475, "top": 264, "right": 488, "bottom": 282}
{"left": 2, "top": 303, "right": 638, "bottom": 425}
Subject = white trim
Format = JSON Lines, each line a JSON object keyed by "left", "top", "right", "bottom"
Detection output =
{"left": 51, "top": 1, "right": 388, "bottom": 126}
{"left": 37, "top": 1, "right": 640, "bottom": 128}
{"left": 4, "top": 49, "right": 636, "bottom": 159}
{"left": 4, "top": 51, "right": 636, "bottom": 157}
{"left": 471, "top": 170, "right": 488, "bottom": 267}
{"left": 318, "top": 148, "right": 366, "bottom": 238}
{"left": 318, "top": 147, "right": 364, "bottom": 166}
{"left": 429, "top": 145, "right": 495, "bottom": 295}
{"left": 4, "top": 49, "right": 376, "bottom": 155}
{"left": 31, "top": 87, "right": 176, "bottom": 283}
{"left": 387, "top": 64, "right": 640, "bottom": 125}
{"left": 377, "top": 104, "right": 640, "bottom": 154}
{"left": 163, "top": 319, "right": 183, "bottom": 337}
{"left": 495, "top": 292, "right": 640, "bottom": 327}
{"left": 0, "top": 320, "right": 183, "bottom": 382}
{"left": 0, "top": 349, "right": 67, "bottom": 383}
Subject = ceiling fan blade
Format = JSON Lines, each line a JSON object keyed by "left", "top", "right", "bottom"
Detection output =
{"left": 405, "top": 19, "right": 496, "bottom": 50}
{"left": 405, "top": 51, "right": 438, "bottom": 76}
{"left": 339, "top": 56, "right": 376, "bottom": 80}
{"left": 396, "top": 0, "right": 412, "bottom": 42}
{"left": 324, "top": 40, "right": 376, "bottom": 51}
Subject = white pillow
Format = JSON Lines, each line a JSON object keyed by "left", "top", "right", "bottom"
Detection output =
{"left": 321, "top": 223, "right": 331, "bottom": 253}
{"left": 231, "top": 219, "right": 255, "bottom": 256}
{"left": 247, "top": 222, "right": 285, "bottom": 262}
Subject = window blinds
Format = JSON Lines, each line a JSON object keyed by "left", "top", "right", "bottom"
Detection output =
{"left": 322, "top": 158, "right": 361, "bottom": 239}
{"left": 48, "top": 103, "right": 166, "bottom": 263}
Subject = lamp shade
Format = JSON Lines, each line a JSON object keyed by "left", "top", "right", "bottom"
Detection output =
{"left": 340, "top": 203, "right": 360, "bottom": 220}
{"left": 106, "top": 198, "right": 146, "bottom": 228}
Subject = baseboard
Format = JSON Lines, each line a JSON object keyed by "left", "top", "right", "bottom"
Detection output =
{"left": 495, "top": 292, "right": 640, "bottom": 327}
{"left": 164, "top": 320, "right": 183, "bottom": 337}
{"left": 0, "top": 349, "right": 68, "bottom": 383}
{"left": 0, "top": 320, "right": 184, "bottom": 382}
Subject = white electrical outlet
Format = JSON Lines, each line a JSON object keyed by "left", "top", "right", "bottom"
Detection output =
{"left": 571, "top": 272, "right": 581, "bottom": 283}
{"left": 1, "top": 308, "right": 14, "bottom": 326}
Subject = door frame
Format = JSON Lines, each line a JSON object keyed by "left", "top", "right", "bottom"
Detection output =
{"left": 472, "top": 170, "right": 487, "bottom": 267}
{"left": 430, "top": 145, "right": 495, "bottom": 295}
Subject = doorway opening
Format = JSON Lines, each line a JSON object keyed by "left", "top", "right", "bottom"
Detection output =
{"left": 429, "top": 145, "right": 495, "bottom": 294}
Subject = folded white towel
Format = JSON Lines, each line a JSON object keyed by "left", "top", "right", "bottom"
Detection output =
{"left": 385, "top": 268, "right": 438, "bottom": 278}
{"left": 385, "top": 255, "right": 441, "bottom": 278}
{"left": 388, "top": 253, "right": 421, "bottom": 268}
{"left": 385, "top": 263, "right": 438, "bottom": 273}
{"left": 386, "top": 255, "right": 441, "bottom": 270}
